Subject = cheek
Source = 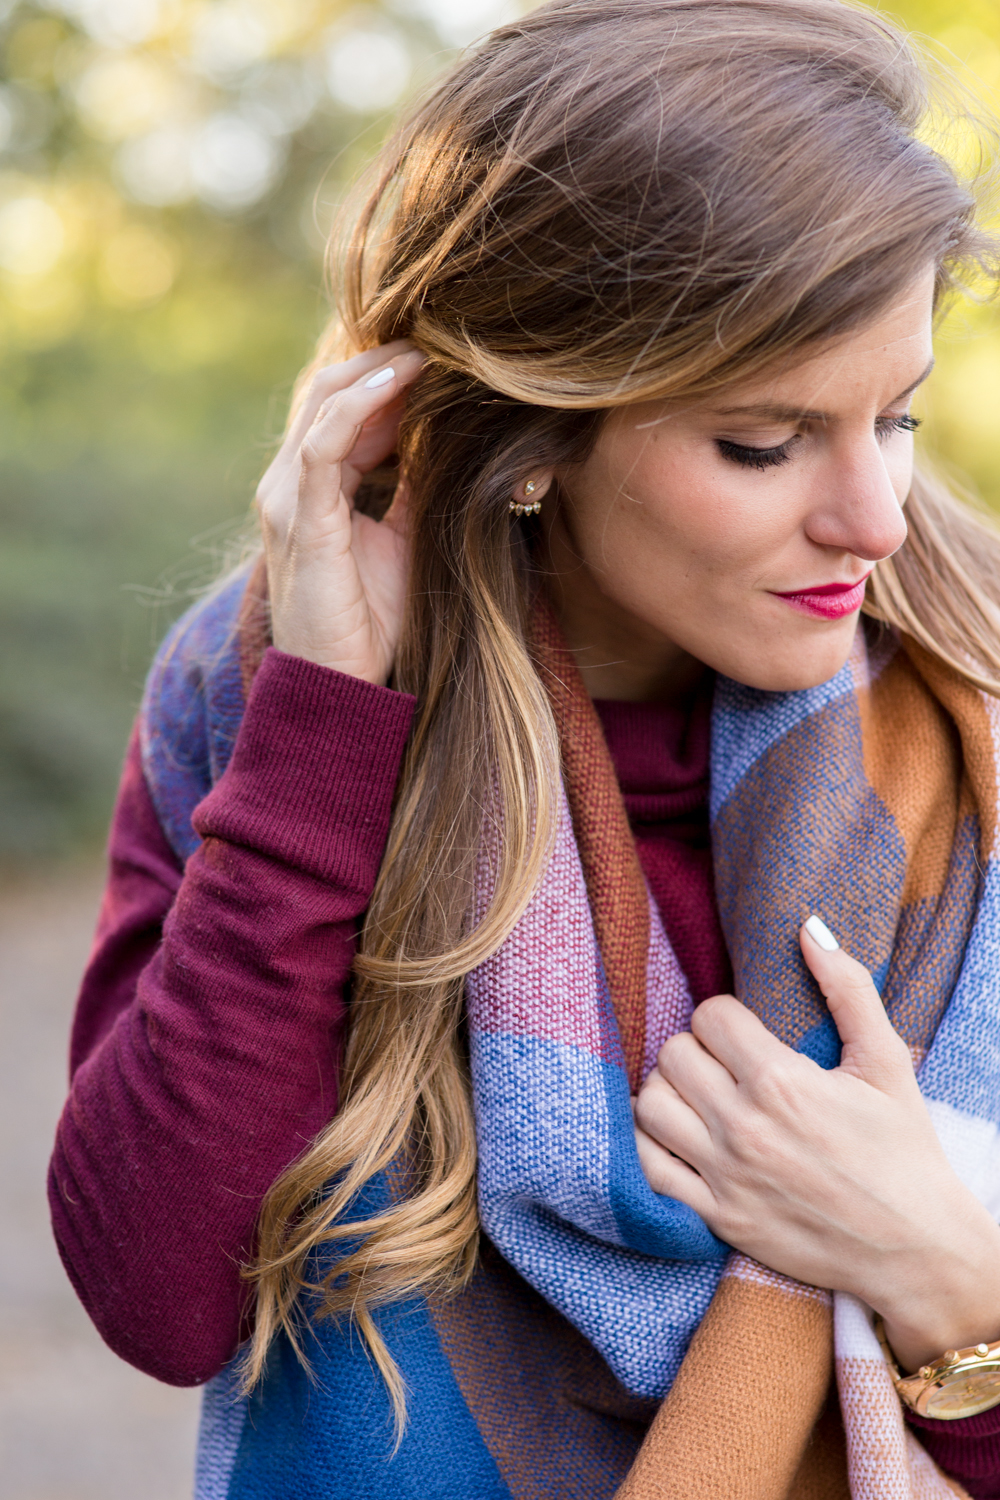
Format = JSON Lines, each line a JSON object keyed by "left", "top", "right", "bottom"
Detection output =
{"left": 600, "top": 446, "right": 786, "bottom": 578}
{"left": 884, "top": 440, "right": 915, "bottom": 505}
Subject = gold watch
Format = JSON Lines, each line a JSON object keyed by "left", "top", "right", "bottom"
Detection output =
{"left": 874, "top": 1315, "right": 1000, "bottom": 1419}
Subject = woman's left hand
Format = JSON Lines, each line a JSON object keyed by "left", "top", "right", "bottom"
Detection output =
{"left": 634, "top": 920, "right": 1000, "bottom": 1372}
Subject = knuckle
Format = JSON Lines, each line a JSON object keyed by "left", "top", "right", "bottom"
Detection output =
{"left": 837, "top": 952, "right": 878, "bottom": 990}
{"left": 657, "top": 1032, "right": 692, "bottom": 1079}
{"left": 693, "top": 995, "right": 727, "bottom": 1028}
{"left": 748, "top": 1055, "right": 805, "bottom": 1114}
{"left": 842, "top": 967, "right": 876, "bottom": 999}
{"left": 637, "top": 1068, "right": 662, "bottom": 1103}
{"left": 633, "top": 1094, "right": 656, "bottom": 1137}
{"left": 637, "top": 1149, "right": 671, "bottom": 1197}
{"left": 727, "top": 1108, "right": 773, "bottom": 1164}
{"left": 656, "top": 1034, "right": 679, "bottom": 1069}
{"left": 313, "top": 387, "right": 350, "bottom": 424}
{"left": 310, "top": 366, "right": 344, "bottom": 398}
{"left": 299, "top": 435, "right": 327, "bottom": 470}
{"left": 254, "top": 486, "right": 277, "bottom": 529}
{"left": 634, "top": 1078, "right": 668, "bottom": 1132}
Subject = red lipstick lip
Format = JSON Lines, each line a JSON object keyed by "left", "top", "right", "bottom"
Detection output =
{"left": 768, "top": 571, "right": 872, "bottom": 621}
{"left": 772, "top": 574, "right": 871, "bottom": 599}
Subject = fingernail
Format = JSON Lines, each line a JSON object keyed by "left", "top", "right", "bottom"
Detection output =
{"left": 365, "top": 366, "right": 395, "bottom": 389}
{"left": 804, "top": 914, "right": 839, "bottom": 952}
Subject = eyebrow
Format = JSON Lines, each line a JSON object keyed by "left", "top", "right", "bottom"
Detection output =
{"left": 709, "top": 358, "right": 936, "bottom": 424}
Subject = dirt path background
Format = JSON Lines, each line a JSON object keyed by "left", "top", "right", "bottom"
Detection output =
{"left": 0, "top": 862, "right": 199, "bottom": 1500}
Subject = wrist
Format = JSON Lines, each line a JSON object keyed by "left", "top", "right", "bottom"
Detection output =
{"left": 877, "top": 1205, "right": 1000, "bottom": 1372}
{"left": 881, "top": 1312, "right": 1000, "bottom": 1377}
{"left": 875, "top": 1314, "right": 1000, "bottom": 1420}
{"left": 271, "top": 638, "right": 391, "bottom": 687}
{"left": 269, "top": 596, "right": 394, "bottom": 686}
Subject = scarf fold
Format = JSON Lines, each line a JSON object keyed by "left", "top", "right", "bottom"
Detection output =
{"left": 142, "top": 564, "right": 1000, "bottom": 1498}
{"left": 467, "top": 600, "right": 993, "bottom": 1499}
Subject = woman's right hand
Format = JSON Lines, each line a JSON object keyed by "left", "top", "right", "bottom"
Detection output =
{"left": 256, "top": 341, "right": 426, "bottom": 686}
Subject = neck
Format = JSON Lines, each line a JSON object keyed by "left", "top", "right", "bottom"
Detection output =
{"left": 541, "top": 516, "right": 704, "bottom": 704}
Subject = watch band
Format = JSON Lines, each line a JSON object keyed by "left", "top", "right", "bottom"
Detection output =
{"left": 874, "top": 1315, "right": 1000, "bottom": 1420}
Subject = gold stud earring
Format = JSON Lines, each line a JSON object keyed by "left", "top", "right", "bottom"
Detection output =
{"left": 509, "top": 478, "right": 543, "bottom": 517}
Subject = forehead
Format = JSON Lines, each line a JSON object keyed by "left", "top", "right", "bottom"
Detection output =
{"left": 614, "top": 275, "right": 936, "bottom": 438}
{"left": 709, "top": 269, "right": 937, "bottom": 411}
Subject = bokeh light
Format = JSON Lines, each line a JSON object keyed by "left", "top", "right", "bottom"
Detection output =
{"left": 0, "top": 193, "right": 63, "bottom": 271}
{"left": 326, "top": 25, "right": 411, "bottom": 112}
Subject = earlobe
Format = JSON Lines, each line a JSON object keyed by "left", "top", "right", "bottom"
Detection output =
{"left": 509, "top": 472, "right": 553, "bottom": 517}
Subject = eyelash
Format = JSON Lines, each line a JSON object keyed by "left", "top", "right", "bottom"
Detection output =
{"left": 716, "top": 413, "right": 922, "bottom": 472}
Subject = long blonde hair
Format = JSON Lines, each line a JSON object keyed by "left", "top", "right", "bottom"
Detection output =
{"left": 243, "top": 0, "right": 1000, "bottom": 1417}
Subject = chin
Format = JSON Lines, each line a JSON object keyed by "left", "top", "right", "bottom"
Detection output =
{"left": 724, "top": 620, "right": 859, "bottom": 693}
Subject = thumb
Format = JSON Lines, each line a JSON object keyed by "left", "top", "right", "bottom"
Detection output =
{"left": 800, "top": 916, "right": 912, "bottom": 1092}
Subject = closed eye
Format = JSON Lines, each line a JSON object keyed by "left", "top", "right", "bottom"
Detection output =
{"left": 716, "top": 438, "right": 796, "bottom": 471}
{"left": 718, "top": 412, "right": 921, "bottom": 472}
{"left": 876, "top": 413, "right": 921, "bottom": 442}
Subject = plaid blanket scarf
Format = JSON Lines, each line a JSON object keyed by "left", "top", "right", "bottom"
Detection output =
{"left": 141, "top": 562, "right": 999, "bottom": 1499}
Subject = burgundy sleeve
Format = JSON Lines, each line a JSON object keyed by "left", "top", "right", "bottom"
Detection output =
{"left": 907, "top": 1404, "right": 1000, "bottom": 1496}
{"left": 48, "top": 648, "right": 416, "bottom": 1387}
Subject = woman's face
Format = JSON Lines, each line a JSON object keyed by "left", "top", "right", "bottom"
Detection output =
{"left": 550, "top": 268, "right": 935, "bottom": 697}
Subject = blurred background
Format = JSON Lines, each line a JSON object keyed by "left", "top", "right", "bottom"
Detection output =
{"left": 0, "top": 0, "right": 997, "bottom": 1496}
{"left": 0, "top": 0, "right": 528, "bottom": 859}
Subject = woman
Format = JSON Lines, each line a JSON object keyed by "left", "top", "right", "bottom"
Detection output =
{"left": 50, "top": 0, "right": 1000, "bottom": 1495}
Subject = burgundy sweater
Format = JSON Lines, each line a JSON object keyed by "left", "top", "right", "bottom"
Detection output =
{"left": 48, "top": 649, "right": 1000, "bottom": 1492}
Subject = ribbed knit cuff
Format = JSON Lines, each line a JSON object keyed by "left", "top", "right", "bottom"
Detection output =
{"left": 193, "top": 647, "right": 416, "bottom": 886}
{"left": 907, "top": 1399, "right": 1000, "bottom": 1497}
{"left": 908, "top": 1403, "right": 1000, "bottom": 1438}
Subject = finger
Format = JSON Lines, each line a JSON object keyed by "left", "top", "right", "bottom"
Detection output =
{"left": 325, "top": 354, "right": 425, "bottom": 501}
{"left": 656, "top": 1028, "right": 739, "bottom": 1125}
{"left": 634, "top": 1125, "right": 717, "bottom": 1218}
{"left": 800, "top": 916, "right": 912, "bottom": 1091}
{"left": 344, "top": 391, "right": 409, "bottom": 477}
{"left": 634, "top": 1068, "right": 715, "bottom": 1170}
{"left": 257, "top": 343, "right": 417, "bottom": 511}
{"left": 688, "top": 993, "right": 790, "bottom": 1084}
{"left": 297, "top": 352, "right": 425, "bottom": 523}
{"left": 285, "top": 341, "right": 416, "bottom": 453}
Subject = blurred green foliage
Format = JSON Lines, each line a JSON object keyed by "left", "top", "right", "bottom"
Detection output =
{"left": 0, "top": 0, "right": 997, "bottom": 859}
{"left": 0, "top": 0, "right": 510, "bottom": 857}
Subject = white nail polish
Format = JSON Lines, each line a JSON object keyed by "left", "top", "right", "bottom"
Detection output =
{"left": 805, "top": 914, "right": 839, "bottom": 952}
{"left": 365, "top": 367, "right": 395, "bottom": 389}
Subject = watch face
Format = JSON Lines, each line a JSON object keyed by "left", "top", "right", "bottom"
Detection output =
{"left": 923, "top": 1364, "right": 1000, "bottom": 1419}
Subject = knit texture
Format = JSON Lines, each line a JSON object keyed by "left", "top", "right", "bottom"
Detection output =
{"left": 139, "top": 564, "right": 1000, "bottom": 1499}
{"left": 594, "top": 687, "right": 732, "bottom": 1004}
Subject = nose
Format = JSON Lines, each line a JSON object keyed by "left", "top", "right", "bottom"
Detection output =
{"left": 806, "top": 434, "right": 909, "bottom": 563}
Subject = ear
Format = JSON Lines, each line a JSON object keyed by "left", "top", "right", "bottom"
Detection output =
{"left": 512, "top": 471, "right": 555, "bottom": 506}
